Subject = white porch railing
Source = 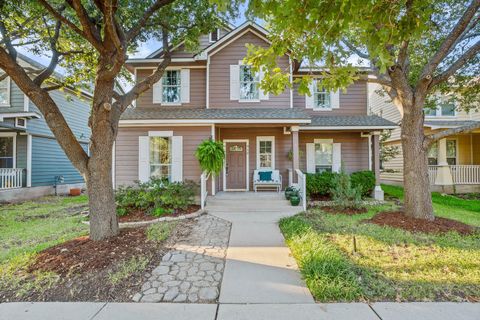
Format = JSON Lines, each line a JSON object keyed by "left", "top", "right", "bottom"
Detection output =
{"left": 200, "top": 171, "right": 208, "bottom": 210}
{"left": 0, "top": 168, "right": 23, "bottom": 190}
{"left": 295, "top": 169, "right": 307, "bottom": 211}
{"left": 428, "top": 165, "right": 480, "bottom": 185}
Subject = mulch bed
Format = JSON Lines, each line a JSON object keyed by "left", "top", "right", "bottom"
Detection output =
{"left": 321, "top": 206, "right": 368, "bottom": 215}
{"left": 309, "top": 194, "right": 332, "bottom": 201}
{"left": 366, "top": 211, "right": 477, "bottom": 235}
{"left": 1, "top": 220, "right": 193, "bottom": 303}
{"left": 118, "top": 205, "right": 201, "bottom": 223}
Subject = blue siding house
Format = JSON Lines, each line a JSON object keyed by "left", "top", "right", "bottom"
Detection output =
{"left": 0, "top": 55, "right": 91, "bottom": 202}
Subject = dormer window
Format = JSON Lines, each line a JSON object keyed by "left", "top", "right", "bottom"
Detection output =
{"left": 313, "top": 80, "right": 331, "bottom": 110}
{"left": 209, "top": 29, "right": 220, "bottom": 42}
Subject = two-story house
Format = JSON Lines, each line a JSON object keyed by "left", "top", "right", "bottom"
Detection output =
{"left": 114, "top": 22, "right": 396, "bottom": 200}
{"left": 0, "top": 54, "right": 91, "bottom": 202}
{"left": 369, "top": 83, "right": 480, "bottom": 193}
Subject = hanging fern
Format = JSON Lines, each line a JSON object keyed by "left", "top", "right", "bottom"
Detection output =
{"left": 195, "top": 139, "right": 225, "bottom": 177}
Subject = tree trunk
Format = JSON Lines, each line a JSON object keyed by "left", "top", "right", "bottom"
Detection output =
{"left": 86, "top": 137, "right": 118, "bottom": 240}
{"left": 401, "top": 100, "right": 435, "bottom": 220}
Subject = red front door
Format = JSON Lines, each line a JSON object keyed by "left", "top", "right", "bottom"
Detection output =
{"left": 226, "top": 142, "right": 247, "bottom": 190}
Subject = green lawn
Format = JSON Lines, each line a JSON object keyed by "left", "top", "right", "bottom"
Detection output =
{"left": 0, "top": 195, "right": 89, "bottom": 262}
{"left": 382, "top": 184, "right": 480, "bottom": 226}
{"left": 280, "top": 204, "right": 480, "bottom": 302}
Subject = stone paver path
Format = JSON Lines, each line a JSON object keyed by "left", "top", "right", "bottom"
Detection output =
{"left": 133, "top": 215, "right": 231, "bottom": 303}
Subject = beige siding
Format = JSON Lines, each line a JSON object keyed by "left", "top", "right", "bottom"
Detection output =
{"left": 380, "top": 141, "right": 404, "bottom": 182}
{"left": 135, "top": 68, "right": 206, "bottom": 108}
{"left": 368, "top": 83, "right": 402, "bottom": 141}
{"left": 209, "top": 31, "right": 291, "bottom": 108}
{"left": 218, "top": 127, "right": 293, "bottom": 190}
{"left": 115, "top": 126, "right": 211, "bottom": 187}
{"left": 299, "top": 132, "right": 370, "bottom": 173}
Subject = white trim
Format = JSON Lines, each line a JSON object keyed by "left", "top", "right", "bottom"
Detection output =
{"left": 211, "top": 124, "right": 215, "bottom": 195}
{"left": 120, "top": 119, "right": 311, "bottom": 126}
{"left": 209, "top": 28, "right": 220, "bottom": 42}
{"left": 134, "top": 65, "right": 206, "bottom": 70}
{"left": 223, "top": 139, "right": 249, "bottom": 191}
{"left": 256, "top": 136, "right": 275, "bottom": 170}
{"left": 0, "top": 132, "right": 17, "bottom": 137}
{"left": 300, "top": 125, "right": 397, "bottom": 130}
{"left": 27, "top": 134, "right": 32, "bottom": 187}
{"left": 112, "top": 141, "right": 115, "bottom": 188}
{"left": 23, "top": 94, "right": 29, "bottom": 111}
{"left": 368, "top": 135, "right": 372, "bottom": 171}
{"left": 128, "top": 57, "right": 197, "bottom": 63}
{"left": 289, "top": 58, "right": 293, "bottom": 108}
{"left": 206, "top": 56, "right": 210, "bottom": 108}
{"left": 15, "top": 117, "right": 27, "bottom": 129}
{"left": 0, "top": 112, "right": 41, "bottom": 121}
{"left": 314, "top": 139, "right": 333, "bottom": 144}
{"left": 0, "top": 76, "right": 11, "bottom": 107}
{"left": 148, "top": 131, "right": 173, "bottom": 137}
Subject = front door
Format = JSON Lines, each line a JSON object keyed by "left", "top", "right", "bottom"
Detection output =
{"left": 226, "top": 142, "right": 247, "bottom": 190}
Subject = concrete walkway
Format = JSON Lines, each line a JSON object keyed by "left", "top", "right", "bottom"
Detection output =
{"left": 206, "top": 192, "right": 312, "bottom": 304}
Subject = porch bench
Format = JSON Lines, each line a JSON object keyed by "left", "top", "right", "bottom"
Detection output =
{"left": 253, "top": 169, "right": 282, "bottom": 192}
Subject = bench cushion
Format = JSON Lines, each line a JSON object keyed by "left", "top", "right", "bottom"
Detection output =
{"left": 259, "top": 171, "right": 272, "bottom": 181}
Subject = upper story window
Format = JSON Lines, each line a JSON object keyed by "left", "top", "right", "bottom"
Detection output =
{"left": 0, "top": 76, "right": 10, "bottom": 107}
{"left": 239, "top": 65, "right": 259, "bottom": 101}
{"left": 424, "top": 101, "right": 456, "bottom": 117}
{"left": 209, "top": 29, "right": 220, "bottom": 42}
{"left": 162, "top": 70, "right": 181, "bottom": 104}
{"left": 150, "top": 136, "right": 171, "bottom": 182}
{"left": 313, "top": 80, "right": 331, "bottom": 110}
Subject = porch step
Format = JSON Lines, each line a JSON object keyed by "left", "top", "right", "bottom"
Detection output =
{"left": 205, "top": 192, "right": 300, "bottom": 214}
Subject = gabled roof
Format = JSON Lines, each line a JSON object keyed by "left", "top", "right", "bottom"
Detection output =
{"left": 424, "top": 120, "right": 479, "bottom": 129}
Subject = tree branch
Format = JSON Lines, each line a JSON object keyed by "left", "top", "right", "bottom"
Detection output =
{"left": 125, "top": 0, "right": 175, "bottom": 42}
{"left": 65, "top": 0, "right": 104, "bottom": 51}
{"left": 420, "top": 0, "right": 480, "bottom": 79}
{"left": 37, "top": 1, "right": 86, "bottom": 40}
{"left": 33, "top": 18, "right": 62, "bottom": 86}
{"left": 342, "top": 39, "right": 370, "bottom": 60}
{"left": 430, "top": 40, "right": 480, "bottom": 87}
{"left": 424, "top": 121, "right": 480, "bottom": 148}
{"left": 366, "top": 76, "right": 393, "bottom": 87}
{"left": 103, "top": 0, "right": 123, "bottom": 52}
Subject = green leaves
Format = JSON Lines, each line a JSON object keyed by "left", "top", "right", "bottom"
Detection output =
{"left": 195, "top": 139, "right": 225, "bottom": 177}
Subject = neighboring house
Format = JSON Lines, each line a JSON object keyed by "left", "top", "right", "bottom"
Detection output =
{"left": 369, "top": 83, "right": 480, "bottom": 193}
{"left": 0, "top": 54, "right": 91, "bottom": 202}
{"left": 114, "top": 22, "right": 396, "bottom": 200}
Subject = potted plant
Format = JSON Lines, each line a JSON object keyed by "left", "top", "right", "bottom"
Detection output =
{"left": 195, "top": 139, "right": 225, "bottom": 179}
{"left": 69, "top": 187, "right": 82, "bottom": 196}
{"left": 284, "top": 186, "right": 296, "bottom": 200}
{"left": 289, "top": 190, "right": 301, "bottom": 206}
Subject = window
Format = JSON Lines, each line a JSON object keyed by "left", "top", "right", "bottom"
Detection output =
{"left": 0, "top": 137, "right": 14, "bottom": 168}
{"left": 424, "top": 101, "right": 456, "bottom": 117}
{"left": 257, "top": 137, "right": 274, "bottom": 169}
{"left": 162, "top": 70, "right": 181, "bottom": 104}
{"left": 314, "top": 141, "right": 333, "bottom": 173}
{"left": 0, "top": 76, "right": 10, "bottom": 106}
{"left": 427, "top": 140, "right": 457, "bottom": 165}
{"left": 239, "top": 65, "right": 259, "bottom": 101}
{"left": 15, "top": 118, "right": 26, "bottom": 128}
{"left": 149, "top": 137, "right": 171, "bottom": 181}
{"left": 313, "top": 80, "right": 331, "bottom": 109}
{"left": 446, "top": 140, "right": 457, "bottom": 165}
{"left": 209, "top": 29, "right": 220, "bottom": 42}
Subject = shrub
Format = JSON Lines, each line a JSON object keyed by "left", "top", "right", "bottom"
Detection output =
{"left": 306, "top": 172, "right": 336, "bottom": 197}
{"left": 115, "top": 179, "right": 197, "bottom": 216}
{"left": 330, "top": 169, "right": 363, "bottom": 210}
{"left": 350, "top": 170, "right": 375, "bottom": 198}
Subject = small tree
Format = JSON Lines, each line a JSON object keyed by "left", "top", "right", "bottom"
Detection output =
{"left": 0, "top": 1, "right": 236, "bottom": 240}
{"left": 246, "top": 0, "right": 480, "bottom": 221}
{"left": 195, "top": 139, "right": 225, "bottom": 178}
{"left": 331, "top": 169, "right": 363, "bottom": 210}
{"left": 380, "top": 130, "right": 401, "bottom": 165}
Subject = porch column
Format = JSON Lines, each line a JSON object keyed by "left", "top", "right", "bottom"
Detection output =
{"left": 291, "top": 126, "right": 300, "bottom": 184}
{"left": 434, "top": 138, "right": 453, "bottom": 186}
{"left": 371, "top": 132, "right": 384, "bottom": 201}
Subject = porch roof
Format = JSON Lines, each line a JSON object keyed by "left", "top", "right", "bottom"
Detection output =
{"left": 424, "top": 120, "right": 479, "bottom": 129}
{"left": 120, "top": 107, "right": 311, "bottom": 123}
{"left": 301, "top": 115, "right": 397, "bottom": 130}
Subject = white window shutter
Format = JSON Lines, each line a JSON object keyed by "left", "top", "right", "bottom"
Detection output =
{"left": 331, "top": 90, "right": 340, "bottom": 109}
{"left": 171, "top": 136, "right": 183, "bottom": 182}
{"left": 180, "top": 69, "right": 190, "bottom": 103}
{"left": 138, "top": 136, "right": 150, "bottom": 182}
{"left": 305, "top": 82, "right": 315, "bottom": 109}
{"left": 153, "top": 78, "right": 163, "bottom": 104}
{"left": 306, "top": 143, "right": 315, "bottom": 173}
{"left": 332, "top": 143, "right": 342, "bottom": 172}
{"left": 258, "top": 68, "right": 269, "bottom": 100}
{"left": 230, "top": 65, "right": 240, "bottom": 100}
